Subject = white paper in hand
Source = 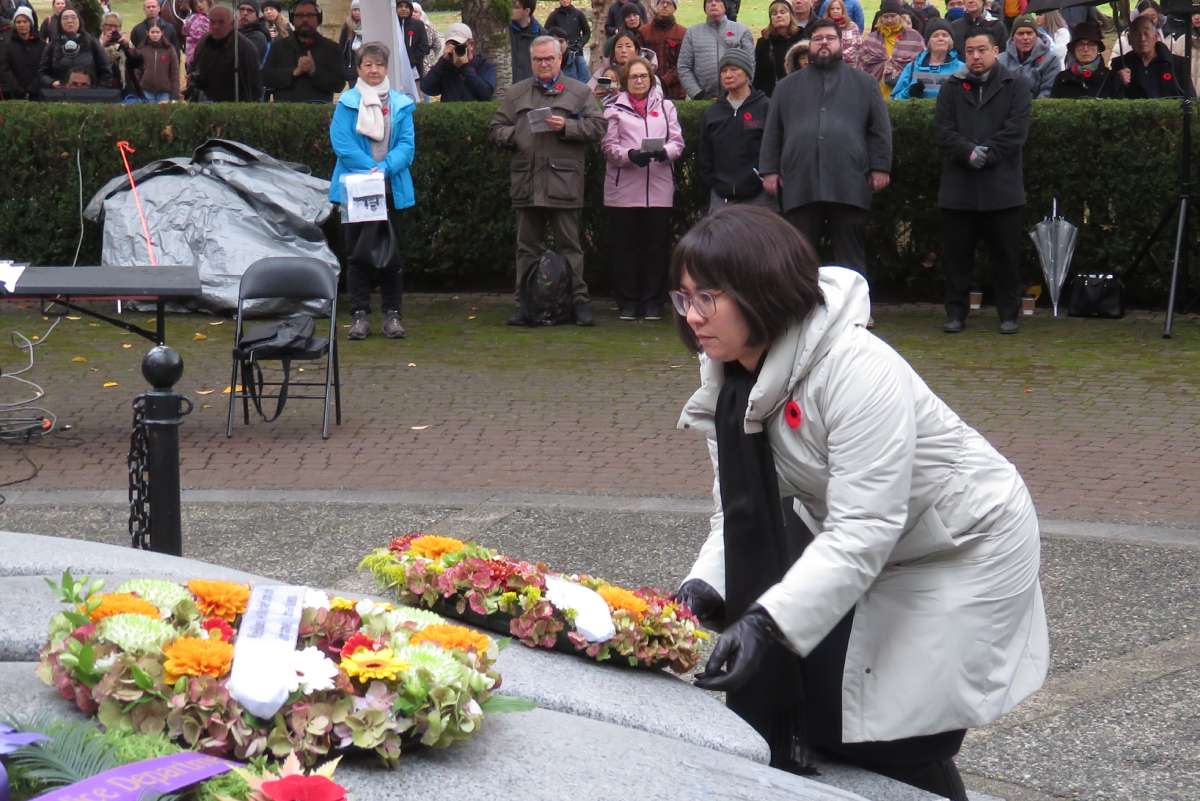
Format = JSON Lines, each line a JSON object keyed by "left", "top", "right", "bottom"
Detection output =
{"left": 545, "top": 575, "right": 615, "bottom": 643}
{"left": 226, "top": 585, "right": 306, "bottom": 719}
{"left": 343, "top": 172, "right": 388, "bottom": 223}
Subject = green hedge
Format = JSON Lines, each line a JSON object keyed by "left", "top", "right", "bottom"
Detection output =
{"left": 0, "top": 99, "right": 1194, "bottom": 303}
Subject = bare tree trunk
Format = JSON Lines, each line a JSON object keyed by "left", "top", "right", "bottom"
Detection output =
{"left": 463, "top": 0, "right": 511, "bottom": 88}
{"left": 589, "top": 0, "right": 616, "bottom": 65}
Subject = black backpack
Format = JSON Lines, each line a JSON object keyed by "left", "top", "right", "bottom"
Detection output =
{"left": 518, "top": 250, "right": 575, "bottom": 326}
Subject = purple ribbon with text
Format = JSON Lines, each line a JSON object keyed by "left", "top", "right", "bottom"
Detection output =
{"left": 35, "top": 751, "right": 236, "bottom": 801}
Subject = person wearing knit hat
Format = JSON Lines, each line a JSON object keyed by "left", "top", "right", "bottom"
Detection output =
{"left": 998, "top": 11, "right": 1058, "bottom": 97}
{"left": 859, "top": 0, "right": 924, "bottom": 98}
{"left": 719, "top": 41, "right": 754, "bottom": 80}
{"left": 891, "top": 16, "right": 965, "bottom": 99}
{"left": 1049, "top": 19, "right": 1123, "bottom": 98}
{"left": 698, "top": 42, "right": 772, "bottom": 212}
{"left": 1, "top": 5, "right": 45, "bottom": 99}
{"left": 260, "top": 0, "right": 292, "bottom": 40}
{"left": 753, "top": 0, "right": 801, "bottom": 95}
{"left": 235, "top": 0, "right": 271, "bottom": 62}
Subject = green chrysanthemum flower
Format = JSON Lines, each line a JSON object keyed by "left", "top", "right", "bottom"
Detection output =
{"left": 393, "top": 643, "right": 466, "bottom": 686}
{"left": 96, "top": 613, "right": 178, "bottom": 654}
{"left": 116, "top": 579, "right": 191, "bottom": 615}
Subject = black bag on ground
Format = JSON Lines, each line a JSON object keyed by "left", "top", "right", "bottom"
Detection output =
{"left": 518, "top": 250, "right": 575, "bottom": 326}
{"left": 1067, "top": 273, "right": 1125, "bottom": 319}
{"left": 236, "top": 314, "right": 316, "bottom": 421}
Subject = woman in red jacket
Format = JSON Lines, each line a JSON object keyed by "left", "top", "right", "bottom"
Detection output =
{"left": 600, "top": 56, "right": 685, "bottom": 321}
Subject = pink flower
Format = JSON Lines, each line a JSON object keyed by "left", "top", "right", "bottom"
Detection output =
{"left": 260, "top": 774, "right": 347, "bottom": 801}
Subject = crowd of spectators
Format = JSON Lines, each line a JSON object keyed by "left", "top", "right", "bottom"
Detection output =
{"left": 2, "top": 0, "right": 1197, "bottom": 336}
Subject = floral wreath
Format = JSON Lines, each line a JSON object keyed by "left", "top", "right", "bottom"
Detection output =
{"left": 37, "top": 572, "right": 526, "bottom": 769}
{"left": 359, "top": 534, "right": 708, "bottom": 673}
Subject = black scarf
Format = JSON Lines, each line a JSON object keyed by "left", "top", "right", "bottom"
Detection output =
{"left": 714, "top": 359, "right": 808, "bottom": 770}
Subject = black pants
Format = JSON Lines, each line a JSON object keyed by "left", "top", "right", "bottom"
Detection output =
{"left": 786, "top": 202, "right": 868, "bottom": 277}
{"left": 780, "top": 502, "right": 970, "bottom": 801}
{"left": 607, "top": 206, "right": 672, "bottom": 313}
{"left": 942, "top": 206, "right": 1024, "bottom": 323}
{"left": 344, "top": 205, "right": 404, "bottom": 314}
{"left": 515, "top": 206, "right": 589, "bottom": 303}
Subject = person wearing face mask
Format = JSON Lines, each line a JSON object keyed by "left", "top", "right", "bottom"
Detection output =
{"left": 261, "top": 0, "right": 345, "bottom": 102}
{"left": 754, "top": 0, "right": 803, "bottom": 95}
{"left": 39, "top": 8, "right": 112, "bottom": 89}
{"left": 672, "top": 206, "right": 1046, "bottom": 800}
{"left": 640, "top": 0, "right": 686, "bottom": 98}
{"left": 997, "top": 14, "right": 1056, "bottom": 97}
{"left": 1050, "top": 21, "right": 1122, "bottom": 98}
{"left": 892, "top": 17, "right": 964, "bottom": 98}
{"left": 860, "top": 0, "right": 925, "bottom": 99}
{"left": 949, "top": 0, "right": 1005, "bottom": 54}
{"left": 0, "top": 6, "right": 45, "bottom": 99}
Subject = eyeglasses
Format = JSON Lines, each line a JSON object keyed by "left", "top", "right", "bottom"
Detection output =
{"left": 669, "top": 289, "right": 723, "bottom": 319}
{"left": 628, "top": 73, "right": 651, "bottom": 81}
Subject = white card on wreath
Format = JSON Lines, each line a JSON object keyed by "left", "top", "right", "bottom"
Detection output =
{"left": 343, "top": 172, "right": 388, "bottom": 224}
{"left": 226, "top": 584, "right": 306, "bottom": 719}
{"left": 545, "top": 575, "right": 615, "bottom": 643}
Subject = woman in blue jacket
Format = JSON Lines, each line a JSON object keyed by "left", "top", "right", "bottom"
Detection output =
{"left": 330, "top": 42, "right": 416, "bottom": 340}
{"left": 892, "top": 18, "right": 964, "bottom": 99}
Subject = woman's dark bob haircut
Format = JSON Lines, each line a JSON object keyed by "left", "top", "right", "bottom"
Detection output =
{"left": 670, "top": 205, "right": 824, "bottom": 354}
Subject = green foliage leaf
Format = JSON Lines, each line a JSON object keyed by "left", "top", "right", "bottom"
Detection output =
{"left": 479, "top": 695, "right": 537, "bottom": 714}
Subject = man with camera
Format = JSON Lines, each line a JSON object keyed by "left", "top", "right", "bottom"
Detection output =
{"left": 420, "top": 22, "right": 495, "bottom": 101}
{"left": 489, "top": 34, "right": 606, "bottom": 326}
{"left": 261, "top": 0, "right": 345, "bottom": 102}
{"left": 99, "top": 12, "right": 144, "bottom": 101}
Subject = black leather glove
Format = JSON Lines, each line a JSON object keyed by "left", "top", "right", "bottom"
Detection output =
{"left": 627, "top": 148, "right": 652, "bottom": 167}
{"left": 671, "top": 578, "right": 724, "bottom": 624}
{"left": 650, "top": 149, "right": 668, "bottom": 162}
{"left": 908, "top": 80, "right": 925, "bottom": 98}
{"left": 693, "top": 604, "right": 782, "bottom": 692}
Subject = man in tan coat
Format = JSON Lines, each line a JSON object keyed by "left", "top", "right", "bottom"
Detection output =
{"left": 489, "top": 35, "right": 605, "bottom": 326}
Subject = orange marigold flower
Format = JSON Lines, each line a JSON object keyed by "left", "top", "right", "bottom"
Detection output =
{"left": 162, "top": 636, "right": 234, "bottom": 683}
{"left": 407, "top": 535, "right": 468, "bottom": 560}
{"left": 597, "top": 584, "right": 649, "bottom": 620}
{"left": 187, "top": 579, "right": 251, "bottom": 622}
{"left": 409, "top": 623, "right": 493, "bottom": 654}
{"left": 84, "top": 593, "right": 161, "bottom": 623}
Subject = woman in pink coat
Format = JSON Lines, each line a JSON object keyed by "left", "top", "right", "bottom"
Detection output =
{"left": 601, "top": 56, "right": 685, "bottom": 321}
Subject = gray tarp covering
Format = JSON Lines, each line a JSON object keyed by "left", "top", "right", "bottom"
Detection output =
{"left": 83, "top": 139, "right": 338, "bottom": 315}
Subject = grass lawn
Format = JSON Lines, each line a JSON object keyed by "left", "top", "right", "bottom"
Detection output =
{"left": 2, "top": 297, "right": 1196, "bottom": 384}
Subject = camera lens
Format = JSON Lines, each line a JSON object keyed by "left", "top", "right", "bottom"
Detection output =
{"left": 454, "top": 43, "right": 467, "bottom": 55}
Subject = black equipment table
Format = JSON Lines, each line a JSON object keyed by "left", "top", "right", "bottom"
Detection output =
{"left": 5, "top": 265, "right": 202, "bottom": 345}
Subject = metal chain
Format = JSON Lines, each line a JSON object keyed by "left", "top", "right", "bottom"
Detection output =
{"left": 128, "top": 395, "right": 151, "bottom": 550}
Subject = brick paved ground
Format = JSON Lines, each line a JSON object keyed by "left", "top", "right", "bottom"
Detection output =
{"left": 2, "top": 296, "right": 1198, "bottom": 526}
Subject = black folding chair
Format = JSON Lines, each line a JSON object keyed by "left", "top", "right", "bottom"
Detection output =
{"left": 226, "top": 257, "right": 342, "bottom": 439}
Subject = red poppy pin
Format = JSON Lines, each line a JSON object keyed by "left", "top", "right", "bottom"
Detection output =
{"left": 784, "top": 400, "right": 803, "bottom": 429}
{"left": 726, "top": 30, "right": 734, "bottom": 36}
{"left": 1082, "top": 69, "right": 1092, "bottom": 78}
{"left": 1162, "top": 72, "right": 1173, "bottom": 81}
{"left": 743, "top": 111, "right": 753, "bottom": 120}
{"left": 554, "top": 82, "right": 565, "bottom": 92}
{"left": 651, "top": 110, "right": 660, "bottom": 117}
{"left": 961, "top": 81, "right": 971, "bottom": 90}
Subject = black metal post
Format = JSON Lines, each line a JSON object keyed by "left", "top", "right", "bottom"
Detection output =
{"left": 1164, "top": 22, "right": 1193, "bottom": 339}
{"left": 141, "top": 346, "right": 187, "bottom": 556}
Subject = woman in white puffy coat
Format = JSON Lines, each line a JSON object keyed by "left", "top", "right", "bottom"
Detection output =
{"left": 672, "top": 206, "right": 1048, "bottom": 801}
